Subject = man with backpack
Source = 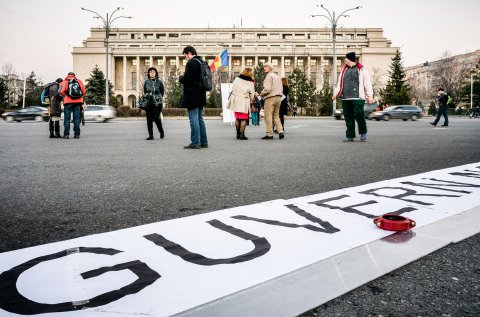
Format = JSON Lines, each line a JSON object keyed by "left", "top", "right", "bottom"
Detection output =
{"left": 430, "top": 88, "right": 449, "bottom": 127}
{"left": 179, "top": 45, "right": 208, "bottom": 149}
{"left": 59, "top": 72, "right": 86, "bottom": 139}
{"left": 42, "top": 78, "right": 63, "bottom": 138}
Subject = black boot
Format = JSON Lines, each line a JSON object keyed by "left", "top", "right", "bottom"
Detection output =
{"left": 239, "top": 134, "right": 248, "bottom": 140}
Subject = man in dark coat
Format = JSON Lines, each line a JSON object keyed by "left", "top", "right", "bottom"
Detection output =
{"left": 179, "top": 45, "right": 208, "bottom": 149}
{"left": 430, "top": 88, "right": 449, "bottom": 127}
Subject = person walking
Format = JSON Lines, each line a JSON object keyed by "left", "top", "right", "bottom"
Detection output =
{"left": 47, "top": 78, "right": 63, "bottom": 138}
{"left": 333, "top": 52, "right": 373, "bottom": 142}
{"left": 144, "top": 67, "right": 165, "bottom": 140}
{"left": 279, "top": 77, "right": 290, "bottom": 132}
{"left": 256, "top": 62, "right": 284, "bottom": 140}
{"left": 430, "top": 88, "right": 449, "bottom": 127}
{"left": 227, "top": 68, "right": 255, "bottom": 140}
{"left": 59, "top": 72, "right": 86, "bottom": 139}
{"left": 179, "top": 45, "right": 208, "bottom": 149}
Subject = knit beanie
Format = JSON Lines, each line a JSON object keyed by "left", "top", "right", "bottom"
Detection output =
{"left": 345, "top": 52, "right": 356, "bottom": 62}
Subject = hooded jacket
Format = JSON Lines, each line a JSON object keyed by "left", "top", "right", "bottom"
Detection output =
{"left": 144, "top": 68, "right": 164, "bottom": 106}
{"left": 334, "top": 63, "right": 373, "bottom": 100}
{"left": 59, "top": 74, "right": 86, "bottom": 104}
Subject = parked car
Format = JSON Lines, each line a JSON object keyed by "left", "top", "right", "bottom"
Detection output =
{"left": 61, "top": 105, "right": 116, "bottom": 122}
{"left": 3, "top": 106, "right": 49, "bottom": 122}
{"left": 334, "top": 102, "right": 378, "bottom": 120}
{"left": 371, "top": 105, "right": 422, "bottom": 121}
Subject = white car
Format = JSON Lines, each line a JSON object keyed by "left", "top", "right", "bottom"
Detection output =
{"left": 61, "top": 105, "right": 116, "bottom": 122}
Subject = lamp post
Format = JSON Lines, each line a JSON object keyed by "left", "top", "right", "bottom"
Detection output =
{"left": 471, "top": 72, "right": 474, "bottom": 109}
{"left": 81, "top": 7, "right": 132, "bottom": 106}
{"left": 311, "top": 4, "right": 361, "bottom": 115}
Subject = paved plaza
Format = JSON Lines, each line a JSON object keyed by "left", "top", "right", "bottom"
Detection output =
{"left": 0, "top": 117, "right": 479, "bottom": 316}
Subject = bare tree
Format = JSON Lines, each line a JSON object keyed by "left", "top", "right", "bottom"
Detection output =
{"left": 370, "top": 67, "right": 386, "bottom": 102}
{"left": 1, "top": 63, "right": 21, "bottom": 107}
{"left": 430, "top": 51, "right": 477, "bottom": 105}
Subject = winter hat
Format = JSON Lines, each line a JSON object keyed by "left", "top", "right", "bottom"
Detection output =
{"left": 263, "top": 62, "right": 274, "bottom": 70}
{"left": 345, "top": 52, "right": 356, "bottom": 62}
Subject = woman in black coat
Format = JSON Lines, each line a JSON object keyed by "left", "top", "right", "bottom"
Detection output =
{"left": 144, "top": 67, "right": 165, "bottom": 140}
{"left": 279, "top": 77, "right": 290, "bottom": 131}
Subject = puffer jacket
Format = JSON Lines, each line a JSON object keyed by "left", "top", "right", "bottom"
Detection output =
{"left": 48, "top": 83, "right": 62, "bottom": 117}
{"left": 227, "top": 75, "right": 255, "bottom": 114}
{"left": 59, "top": 74, "right": 86, "bottom": 104}
{"left": 144, "top": 78, "right": 164, "bottom": 106}
{"left": 334, "top": 63, "right": 373, "bottom": 100}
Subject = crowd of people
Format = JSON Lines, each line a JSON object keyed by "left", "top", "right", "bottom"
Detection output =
{"left": 46, "top": 48, "right": 460, "bottom": 146}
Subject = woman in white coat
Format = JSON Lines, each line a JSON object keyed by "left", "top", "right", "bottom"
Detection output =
{"left": 227, "top": 68, "right": 255, "bottom": 140}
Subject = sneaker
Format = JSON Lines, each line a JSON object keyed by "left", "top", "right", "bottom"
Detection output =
{"left": 239, "top": 135, "right": 248, "bottom": 140}
{"left": 184, "top": 144, "right": 201, "bottom": 149}
{"left": 200, "top": 144, "right": 209, "bottom": 148}
{"left": 49, "top": 135, "right": 55, "bottom": 138}
{"left": 429, "top": 122, "right": 436, "bottom": 126}
{"left": 261, "top": 135, "right": 273, "bottom": 140}
{"left": 55, "top": 135, "right": 62, "bottom": 138}
{"left": 63, "top": 135, "right": 70, "bottom": 139}
{"left": 74, "top": 135, "right": 80, "bottom": 139}
{"left": 146, "top": 136, "right": 154, "bottom": 140}
{"left": 160, "top": 132, "right": 164, "bottom": 139}
{"left": 343, "top": 138, "right": 354, "bottom": 142}
{"left": 360, "top": 133, "right": 367, "bottom": 141}
{"left": 279, "top": 133, "right": 285, "bottom": 139}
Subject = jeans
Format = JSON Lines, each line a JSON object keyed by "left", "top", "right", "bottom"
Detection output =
{"left": 188, "top": 107, "right": 208, "bottom": 146}
{"left": 342, "top": 99, "right": 367, "bottom": 139}
{"left": 63, "top": 104, "right": 81, "bottom": 136}
{"left": 432, "top": 107, "right": 449, "bottom": 126}
{"left": 251, "top": 112, "right": 259, "bottom": 126}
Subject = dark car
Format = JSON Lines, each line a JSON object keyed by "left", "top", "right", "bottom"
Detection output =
{"left": 3, "top": 106, "right": 49, "bottom": 122}
{"left": 371, "top": 105, "right": 422, "bottom": 121}
{"left": 334, "top": 102, "right": 378, "bottom": 120}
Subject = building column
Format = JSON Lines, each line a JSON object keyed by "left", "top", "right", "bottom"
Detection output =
{"left": 175, "top": 56, "right": 179, "bottom": 72}
{"left": 307, "top": 55, "right": 311, "bottom": 80}
{"left": 149, "top": 56, "right": 153, "bottom": 69}
{"left": 162, "top": 56, "right": 166, "bottom": 80}
{"left": 136, "top": 56, "right": 140, "bottom": 96}
{"left": 255, "top": 55, "right": 258, "bottom": 66}
{"left": 123, "top": 56, "right": 127, "bottom": 106}
{"left": 281, "top": 56, "right": 285, "bottom": 77}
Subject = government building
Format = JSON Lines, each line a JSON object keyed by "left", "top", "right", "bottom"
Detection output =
{"left": 72, "top": 27, "right": 398, "bottom": 107}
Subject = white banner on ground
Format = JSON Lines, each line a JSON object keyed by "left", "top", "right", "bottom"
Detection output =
{"left": 221, "top": 83, "right": 234, "bottom": 123}
{"left": 0, "top": 163, "right": 479, "bottom": 316}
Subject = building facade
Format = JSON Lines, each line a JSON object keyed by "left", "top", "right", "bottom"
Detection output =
{"left": 73, "top": 27, "right": 398, "bottom": 107}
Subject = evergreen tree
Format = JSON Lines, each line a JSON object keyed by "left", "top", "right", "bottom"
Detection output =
{"left": 0, "top": 77, "right": 8, "bottom": 108}
{"left": 460, "top": 59, "right": 480, "bottom": 107}
{"left": 84, "top": 65, "right": 118, "bottom": 106}
{"left": 288, "top": 68, "right": 316, "bottom": 108}
{"left": 380, "top": 50, "right": 411, "bottom": 105}
{"left": 164, "top": 67, "right": 183, "bottom": 108}
{"left": 18, "top": 72, "right": 43, "bottom": 107}
{"left": 253, "top": 62, "right": 266, "bottom": 93}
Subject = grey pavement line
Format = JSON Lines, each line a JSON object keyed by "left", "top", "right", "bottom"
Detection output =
{"left": 174, "top": 206, "right": 480, "bottom": 317}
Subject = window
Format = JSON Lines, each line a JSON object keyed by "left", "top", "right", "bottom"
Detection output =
{"left": 233, "top": 59, "right": 241, "bottom": 66}
{"left": 321, "top": 59, "right": 330, "bottom": 66}
{"left": 282, "top": 34, "right": 292, "bottom": 39}
{"left": 170, "top": 60, "right": 177, "bottom": 66}
{"left": 345, "top": 34, "right": 354, "bottom": 39}
{"left": 246, "top": 59, "right": 253, "bottom": 66}
{"left": 336, "top": 59, "right": 341, "bottom": 66}
{"left": 206, "top": 34, "right": 217, "bottom": 39}
{"left": 357, "top": 34, "right": 367, "bottom": 40}
{"left": 119, "top": 34, "right": 128, "bottom": 40}
{"left": 181, "top": 33, "right": 192, "bottom": 39}
{"left": 145, "top": 60, "right": 150, "bottom": 66}
{"left": 144, "top": 34, "right": 154, "bottom": 39}
{"left": 257, "top": 33, "right": 267, "bottom": 39}
{"left": 310, "top": 59, "right": 317, "bottom": 66}
{"left": 295, "top": 34, "right": 305, "bottom": 39}
{"left": 270, "top": 33, "right": 280, "bottom": 39}
{"left": 219, "top": 33, "right": 229, "bottom": 39}
{"left": 232, "top": 33, "right": 242, "bottom": 39}
{"left": 259, "top": 58, "right": 266, "bottom": 64}
{"left": 272, "top": 59, "right": 278, "bottom": 66}
{"left": 232, "top": 45, "right": 242, "bottom": 48}
{"left": 131, "top": 72, "right": 137, "bottom": 90}
{"left": 157, "top": 59, "right": 164, "bottom": 66}
{"left": 336, "top": 34, "right": 343, "bottom": 39}
{"left": 132, "top": 59, "right": 138, "bottom": 66}
{"left": 309, "top": 34, "right": 318, "bottom": 39}
{"left": 156, "top": 34, "right": 166, "bottom": 39}
{"left": 182, "top": 59, "right": 187, "bottom": 66}
{"left": 244, "top": 33, "right": 255, "bottom": 39}
{"left": 319, "top": 34, "right": 330, "bottom": 39}
{"left": 285, "top": 59, "right": 291, "bottom": 66}
{"left": 142, "top": 45, "right": 151, "bottom": 48}
{"left": 168, "top": 33, "right": 179, "bottom": 38}
{"left": 297, "top": 59, "right": 304, "bottom": 66}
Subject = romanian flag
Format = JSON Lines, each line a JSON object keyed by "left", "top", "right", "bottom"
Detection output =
{"left": 210, "top": 49, "right": 229, "bottom": 71}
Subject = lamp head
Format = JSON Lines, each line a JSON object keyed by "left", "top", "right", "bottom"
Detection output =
{"left": 356, "top": 6, "right": 362, "bottom": 9}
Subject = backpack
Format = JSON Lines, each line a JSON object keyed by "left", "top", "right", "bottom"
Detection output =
{"left": 40, "top": 83, "right": 56, "bottom": 105}
{"left": 66, "top": 78, "right": 83, "bottom": 99}
{"left": 193, "top": 58, "right": 212, "bottom": 91}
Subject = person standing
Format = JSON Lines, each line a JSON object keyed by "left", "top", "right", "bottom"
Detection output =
{"left": 227, "top": 68, "right": 255, "bottom": 140}
{"left": 430, "top": 88, "right": 449, "bottom": 127}
{"left": 47, "top": 78, "right": 63, "bottom": 138}
{"left": 333, "top": 52, "right": 373, "bottom": 142}
{"left": 144, "top": 67, "right": 165, "bottom": 140}
{"left": 59, "top": 72, "right": 86, "bottom": 139}
{"left": 279, "top": 77, "right": 290, "bottom": 132}
{"left": 256, "top": 62, "right": 284, "bottom": 139}
{"left": 179, "top": 45, "right": 208, "bottom": 149}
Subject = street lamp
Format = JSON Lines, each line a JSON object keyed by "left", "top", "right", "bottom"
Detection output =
{"left": 311, "top": 4, "right": 361, "bottom": 114}
{"left": 81, "top": 7, "right": 132, "bottom": 106}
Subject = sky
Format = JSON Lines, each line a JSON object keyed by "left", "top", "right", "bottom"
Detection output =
{"left": 1, "top": 0, "right": 479, "bottom": 83}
